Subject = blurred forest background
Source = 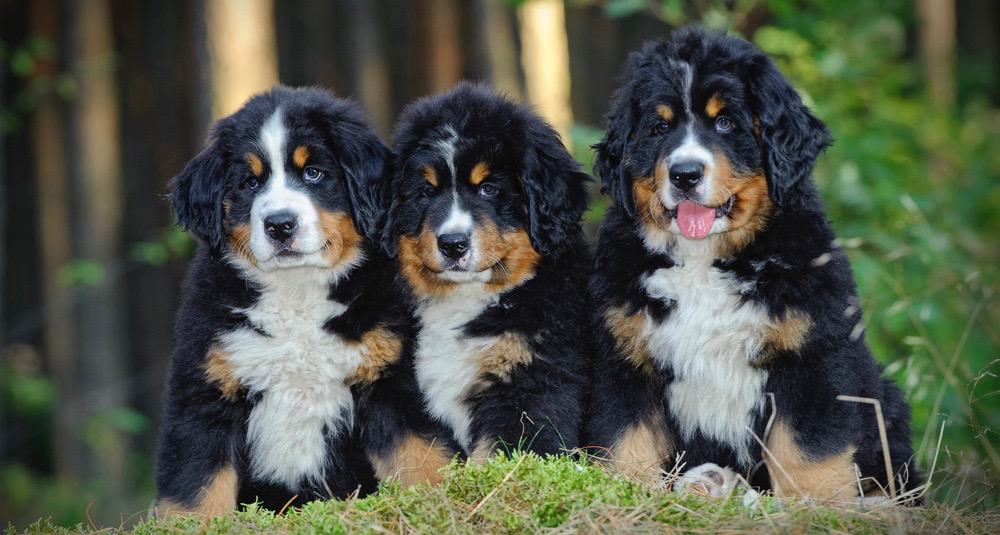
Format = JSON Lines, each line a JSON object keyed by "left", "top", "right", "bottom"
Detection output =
{"left": 0, "top": 0, "right": 997, "bottom": 528}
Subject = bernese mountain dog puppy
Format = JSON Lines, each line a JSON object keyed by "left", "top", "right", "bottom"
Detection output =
{"left": 586, "top": 28, "right": 919, "bottom": 501}
{"left": 156, "top": 86, "right": 406, "bottom": 515}
{"left": 379, "top": 83, "right": 591, "bottom": 471}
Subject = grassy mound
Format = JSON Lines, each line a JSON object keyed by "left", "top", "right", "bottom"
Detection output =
{"left": 14, "top": 454, "right": 998, "bottom": 534}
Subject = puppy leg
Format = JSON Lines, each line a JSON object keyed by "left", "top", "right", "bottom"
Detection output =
{"left": 355, "top": 356, "right": 455, "bottom": 487}
{"left": 764, "top": 419, "right": 858, "bottom": 500}
{"left": 155, "top": 357, "right": 241, "bottom": 517}
{"left": 586, "top": 324, "right": 674, "bottom": 486}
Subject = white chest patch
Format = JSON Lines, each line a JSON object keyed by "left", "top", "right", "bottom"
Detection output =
{"left": 413, "top": 283, "right": 498, "bottom": 451}
{"left": 641, "top": 240, "right": 768, "bottom": 466}
{"left": 217, "top": 264, "right": 364, "bottom": 489}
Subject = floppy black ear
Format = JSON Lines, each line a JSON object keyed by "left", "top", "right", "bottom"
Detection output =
{"left": 329, "top": 115, "right": 392, "bottom": 243}
{"left": 522, "top": 122, "right": 589, "bottom": 255}
{"left": 747, "top": 54, "right": 831, "bottom": 205}
{"left": 169, "top": 142, "right": 228, "bottom": 249}
{"left": 593, "top": 83, "right": 639, "bottom": 218}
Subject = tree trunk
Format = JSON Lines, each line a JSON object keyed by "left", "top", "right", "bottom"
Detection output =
{"left": 916, "top": 0, "right": 956, "bottom": 110}
{"left": 205, "top": 0, "right": 279, "bottom": 118}
{"left": 30, "top": 0, "right": 80, "bottom": 485}
{"left": 410, "top": 0, "right": 462, "bottom": 96}
{"left": 465, "top": 0, "right": 523, "bottom": 99}
{"left": 346, "top": 0, "right": 393, "bottom": 135}
{"left": 517, "top": 0, "right": 574, "bottom": 143}
{"left": 65, "top": 0, "right": 128, "bottom": 511}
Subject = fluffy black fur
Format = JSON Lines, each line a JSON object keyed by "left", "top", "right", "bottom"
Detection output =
{"left": 157, "top": 86, "right": 411, "bottom": 513}
{"left": 586, "top": 28, "right": 919, "bottom": 499}
{"left": 381, "top": 83, "right": 591, "bottom": 462}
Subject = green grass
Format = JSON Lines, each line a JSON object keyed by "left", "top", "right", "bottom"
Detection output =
{"left": 13, "top": 454, "right": 998, "bottom": 534}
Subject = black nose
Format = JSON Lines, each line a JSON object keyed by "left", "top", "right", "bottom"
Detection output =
{"left": 264, "top": 211, "right": 298, "bottom": 243}
{"left": 437, "top": 233, "right": 470, "bottom": 259}
{"left": 669, "top": 161, "right": 705, "bottom": 192}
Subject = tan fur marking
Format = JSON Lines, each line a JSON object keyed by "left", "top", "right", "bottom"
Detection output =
{"left": 203, "top": 345, "right": 241, "bottom": 401}
{"left": 468, "top": 438, "right": 495, "bottom": 465}
{"left": 759, "top": 309, "right": 813, "bottom": 364}
{"left": 474, "top": 332, "right": 534, "bottom": 386}
{"left": 610, "top": 419, "right": 674, "bottom": 486}
{"left": 318, "top": 210, "right": 363, "bottom": 269}
{"left": 632, "top": 162, "right": 675, "bottom": 247}
{"left": 398, "top": 223, "right": 540, "bottom": 298}
{"left": 705, "top": 93, "right": 726, "bottom": 118}
{"left": 605, "top": 306, "right": 654, "bottom": 375}
{"left": 228, "top": 223, "right": 255, "bottom": 266}
{"left": 246, "top": 153, "right": 264, "bottom": 177}
{"left": 371, "top": 434, "right": 453, "bottom": 486}
{"left": 292, "top": 145, "right": 310, "bottom": 169}
{"left": 469, "top": 162, "right": 490, "bottom": 185}
{"left": 398, "top": 230, "right": 454, "bottom": 298}
{"left": 656, "top": 104, "right": 674, "bottom": 123}
{"left": 422, "top": 165, "right": 439, "bottom": 187}
{"left": 479, "top": 225, "right": 541, "bottom": 294}
{"left": 765, "top": 419, "right": 858, "bottom": 499}
{"left": 706, "top": 153, "right": 773, "bottom": 257}
{"left": 156, "top": 464, "right": 238, "bottom": 517}
{"left": 347, "top": 327, "right": 403, "bottom": 385}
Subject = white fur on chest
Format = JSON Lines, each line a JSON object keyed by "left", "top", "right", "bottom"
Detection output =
{"left": 217, "top": 264, "right": 363, "bottom": 488}
{"left": 641, "top": 240, "right": 768, "bottom": 466}
{"left": 414, "top": 284, "right": 498, "bottom": 451}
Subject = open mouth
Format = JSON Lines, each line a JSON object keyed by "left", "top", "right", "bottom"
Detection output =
{"left": 667, "top": 196, "right": 735, "bottom": 240}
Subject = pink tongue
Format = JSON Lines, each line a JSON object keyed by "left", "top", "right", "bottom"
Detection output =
{"left": 676, "top": 200, "right": 716, "bottom": 240}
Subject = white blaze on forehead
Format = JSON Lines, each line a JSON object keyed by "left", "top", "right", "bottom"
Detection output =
{"left": 439, "top": 203, "right": 474, "bottom": 235}
{"left": 433, "top": 124, "right": 474, "bottom": 236}
{"left": 434, "top": 125, "right": 459, "bottom": 182}
{"left": 247, "top": 108, "right": 324, "bottom": 264}
{"left": 663, "top": 60, "right": 715, "bottom": 204}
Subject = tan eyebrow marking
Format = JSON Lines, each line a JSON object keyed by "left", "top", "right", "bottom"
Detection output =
{"left": 246, "top": 153, "right": 264, "bottom": 177}
{"left": 469, "top": 162, "right": 490, "bottom": 185}
{"left": 706, "top": 93, "right": 726, "bottom": 118}
{"left": 292, "top": 145, "right": 310, "bottom": 169}
{"left": 656, "top": 104, "right": 674, "bottom": 122}
{"left": 422, "top": 166, "right": 439, "bottom": 187}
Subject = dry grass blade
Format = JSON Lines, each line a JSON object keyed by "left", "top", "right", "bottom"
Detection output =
{"left": 837, "top": 395, "right": 897, "bottom": 498}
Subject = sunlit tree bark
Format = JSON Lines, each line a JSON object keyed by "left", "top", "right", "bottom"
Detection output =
{"left": 916, "top": 0, "right": 956, "bottom": 109}
{"left": 517, "top": 0, "right": 573, "bottom": 144}
{"left": 205, "top": 0, "right": 279, "bottom": 118}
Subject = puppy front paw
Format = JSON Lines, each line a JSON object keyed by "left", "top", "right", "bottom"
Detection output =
{"left": 673, "top": 463, "right": 740, "bottom": 498}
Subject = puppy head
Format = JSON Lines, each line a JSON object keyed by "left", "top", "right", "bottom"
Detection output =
{"left": 170, "top": 86, "right": 389, "bottom": 273}
{"left": 385, "top": 83, "right": 588, "bottom": 297}
{"left": 594, "top": 27, "right": 830, "bottom": 253}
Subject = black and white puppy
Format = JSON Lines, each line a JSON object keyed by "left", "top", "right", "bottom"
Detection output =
{"left": 156, "top": 86, "right": 406, "bottom": 514}
{"left": 586, "top": 28, "right": 919, "bottom": 501}
{"left": 381, "top": 83, "right": 591, "bottom": 472}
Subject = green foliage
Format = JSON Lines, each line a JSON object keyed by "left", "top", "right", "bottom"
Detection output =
{"left": 11, "top": 454, "right": 998, "bottom": 534}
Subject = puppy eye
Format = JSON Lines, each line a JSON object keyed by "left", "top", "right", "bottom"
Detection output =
{"left": 478, "top": 183, "right": 499, "bottom": 198}
{"left": 715, "top": 116, "right": 735, "bottom": 133}
{"left": 241, "top": 176, "right": 261, "bottom": 190}
{"left": 420, "top": 185, "right": 437, "bottom": 198}
{"left": 303, "top": 166, "right": 324, "bottom": 183}
{"left": 652, "top": 121, "right": 670, "bottom": 135}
